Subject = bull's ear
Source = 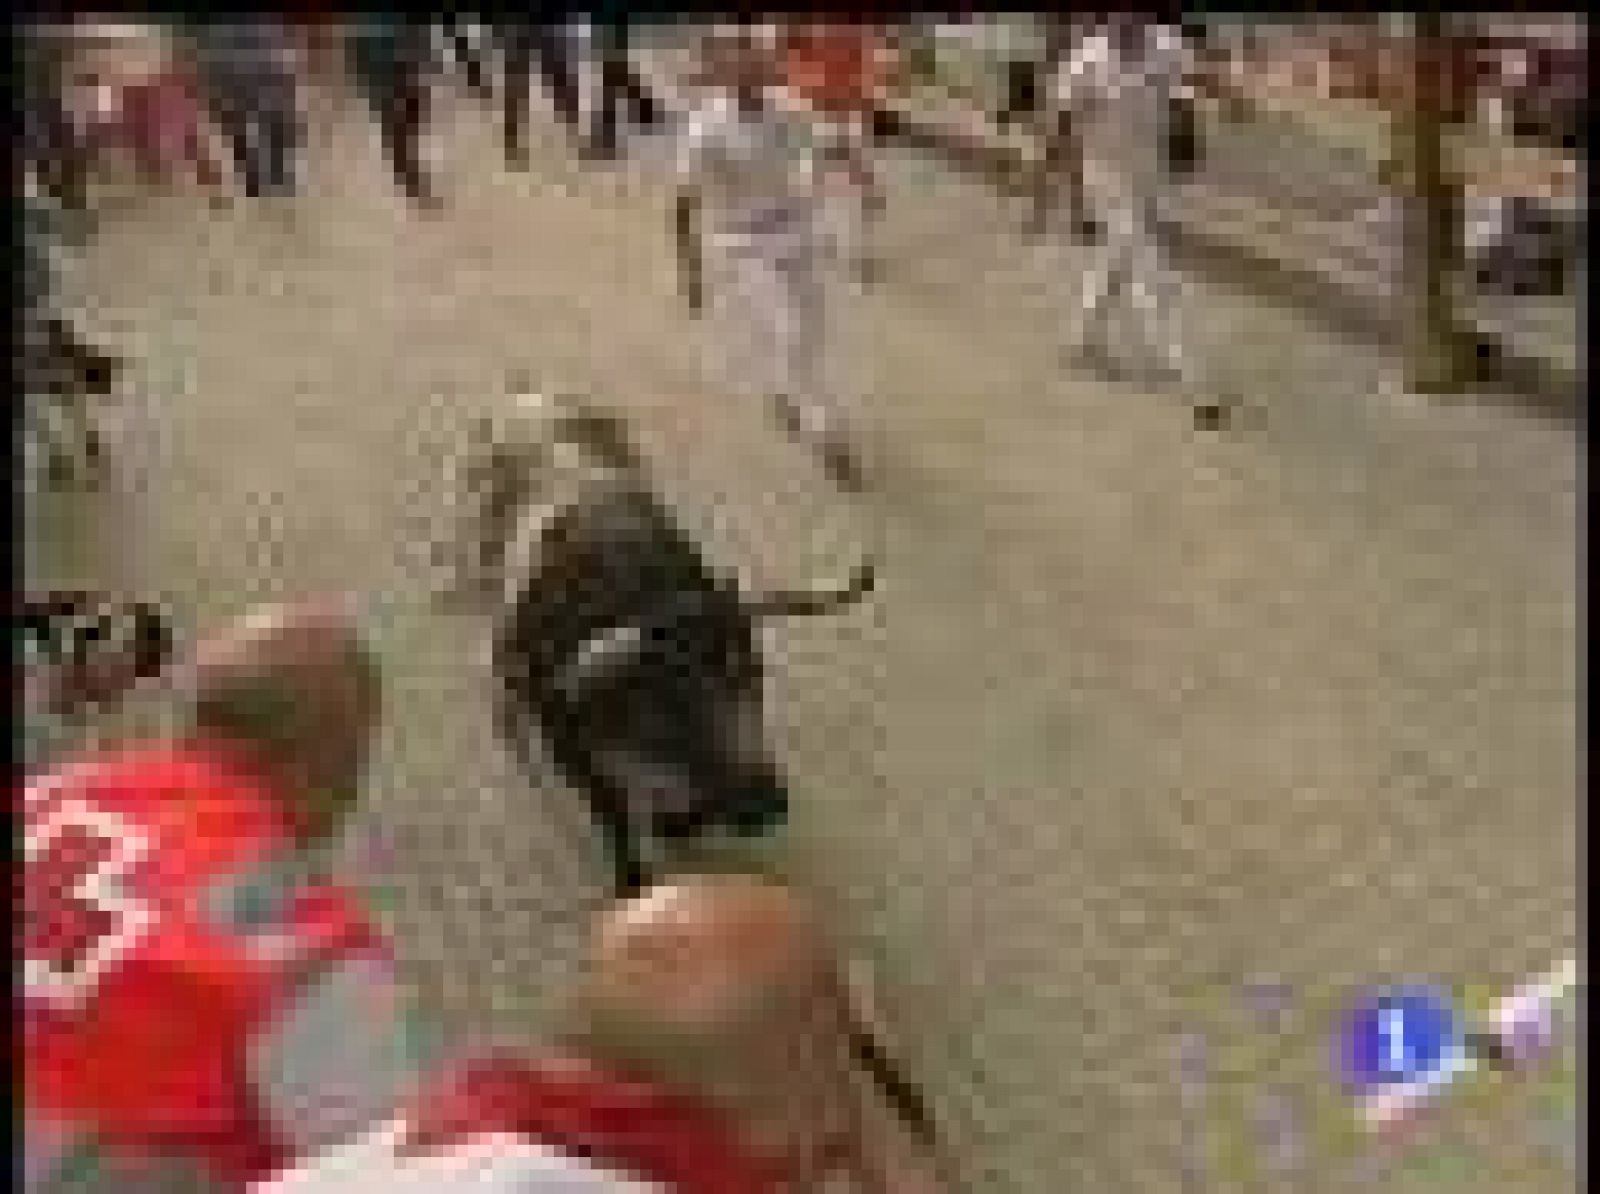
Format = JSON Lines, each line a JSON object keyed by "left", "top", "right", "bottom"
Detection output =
{"left": 553, "top": 623, "right": 648, "bottom": 697}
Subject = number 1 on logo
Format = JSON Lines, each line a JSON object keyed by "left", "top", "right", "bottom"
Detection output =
{"left": 1380, "top": 1006, "right": 1410, "bottom": 1076}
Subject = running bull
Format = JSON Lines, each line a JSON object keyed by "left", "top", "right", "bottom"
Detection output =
{"left": 433, "top": 388, "right": 876, "bottom": 896}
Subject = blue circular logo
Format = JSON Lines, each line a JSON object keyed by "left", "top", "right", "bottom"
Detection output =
{"left": 1337, "top": 985, "right": 1461, "bottom": 1092}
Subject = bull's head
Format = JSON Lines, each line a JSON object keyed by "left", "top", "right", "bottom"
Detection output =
{"left": 436, "top": 389, "right": 645, "bottom": 615}
{"left": 549, "top": 557, "right": 877, "bottom": 841}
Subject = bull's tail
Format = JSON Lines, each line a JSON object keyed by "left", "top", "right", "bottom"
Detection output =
{"left": 747, "top": 554, "right": 877, "bottom": 620}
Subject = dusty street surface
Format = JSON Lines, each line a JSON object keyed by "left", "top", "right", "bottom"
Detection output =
{"left": 55, "top": 77, "right": 1577, "bottom": 1192}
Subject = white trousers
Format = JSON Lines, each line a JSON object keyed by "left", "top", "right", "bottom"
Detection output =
{"left": 1063, "top": 191, "right": 1195, "bottom": 385}
{"left": 707, "top": 223, "right": 851, "bottom": 444}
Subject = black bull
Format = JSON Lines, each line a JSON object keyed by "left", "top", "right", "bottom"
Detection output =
{"left": 491, "top": 487, "right": 876, "bottom": 897}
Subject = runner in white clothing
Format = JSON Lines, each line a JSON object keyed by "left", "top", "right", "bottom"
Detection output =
{"left": 673, "top": 29, "right": 867, "bottom": 492}
{"left": 1047, "top": 16, "right": 1249, "bottom": 425}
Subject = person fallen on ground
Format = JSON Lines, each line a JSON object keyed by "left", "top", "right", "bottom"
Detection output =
{"left": 674, "top": 28, "right": 869, "bottom": 493}
{"left": 260, "top": 873, "right": 953, "bottom": 1191}
{"left": 22, "top": 597, "right": 406, "bottom": 1191}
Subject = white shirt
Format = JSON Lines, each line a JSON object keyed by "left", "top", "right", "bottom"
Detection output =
{"left": 1049, "top": 23, "right": 1198, "bottom": 202}
{"left": 675, "top": 91, "right": 821, "bottom": 250}
{"left": 253, "top": 1117, "right": 663, "bottom": 1193}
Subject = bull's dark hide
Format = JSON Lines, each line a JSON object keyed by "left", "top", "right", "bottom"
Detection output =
{"left": 491, "top": 487, "right": 791, "bottom": 897}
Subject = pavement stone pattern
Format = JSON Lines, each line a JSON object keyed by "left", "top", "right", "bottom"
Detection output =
{"left": 38, "top": 39, "right": 1580, "bottom": 1192}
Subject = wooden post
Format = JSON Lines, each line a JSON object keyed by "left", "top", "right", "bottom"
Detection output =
{"left": 1394, "top": 11, "right": 1481, "bottom": 394}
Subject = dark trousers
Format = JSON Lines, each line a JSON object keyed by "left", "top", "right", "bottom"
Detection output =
{"left": 588, "top": 21, "right": 662, "bottom": 155}
{"left": 348, "top": 31, "right": 435, "bottom": 204}
{"left": 23, "top": 90, "right": 90, "bottom": 212}
{"left": 207, "top": 74, "right": 302, "bottom": 197}
{"left": 499, "top": 20, "right": 583, "bottom": 162}
{"left": 441, "top": 17, "right": 493, "bottom": 97}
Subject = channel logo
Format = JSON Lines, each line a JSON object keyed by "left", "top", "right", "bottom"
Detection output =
{"left": 1335, "top": 957, "right": 1578, "bottom": 1130}
{"left": 1336, "top": 984, "right": 1473, "bottom": 1128}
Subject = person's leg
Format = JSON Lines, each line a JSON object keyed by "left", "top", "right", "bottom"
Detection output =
{"left": 1026, "top": 109, "right": 1098, "bottom": 242}
{"left": 383, "top": 78, "right": 435, "bottom": 207}
{"left": 835, "top": 117, "right": 883, "bottom": 283}
{"left": 1063, "top": 198, "right": 1137, "bottom": 368}
{"left": 441, "top": 16, "right": 491, "bottom": 98}
{"left": 613, "top": 25, "right": 663, "bottom": 132}
{"left": 26, "top": 92, "right": 86, "bottom": 213}
{"left": 257, "top": 75, "right": 303, "bottom": 195}
{"left": 588, "top": 22, "right": 662, "bottom": 157}
{"left": 1123, "top": 216, "right": 1194, "bottom": 388}
{"left": 587, "top": 25, "right": 624, "bottom": 158}
{"left": 530, "top": 23, "right": 584, "bottom": 135}
{"left": 148, "top": 65, "right": 227, "bottom": 197}
{"left": 208, "top": 77, "right": 263, "bottom": 195}
{"left": 717, "top": 245, "right": 776, "bottom": 406}
{"left": 358, "top": 38, "right": 436, "bottom": 208}
{"left": 498, "top": 20, "right": 534, "bottom": 165}
{"left": 777, "top": 234, "right": 866, "bottom": 491}
{"left": 1124, "top": 204, "right": 1233, "bottom": 421}
{"left": 178, "top": 82, "right": 230, "bottom": 196}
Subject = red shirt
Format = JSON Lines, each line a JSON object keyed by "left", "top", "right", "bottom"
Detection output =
{"left": 22, "top": 743, "right": 382, "bottom": 1166}
{"left": 782, "top": 24, "right": 890, "bottom": 117}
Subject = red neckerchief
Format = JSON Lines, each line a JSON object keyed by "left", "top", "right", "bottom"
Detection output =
{"left": 400, "top": 1051, "right": 786, "bottom": 1193}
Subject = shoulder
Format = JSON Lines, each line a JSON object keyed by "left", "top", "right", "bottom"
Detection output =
{"left": 24, "top": 741, "right": 289, "bottom": 860}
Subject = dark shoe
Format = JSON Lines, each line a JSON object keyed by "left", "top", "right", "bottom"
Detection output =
{"left": 1070, "top": 214, "right": 1103, "bottom": 243}
{"left": 409, "top": 185, "right": 445, "bottom": 214}
{"left": 1191, "top": 397, "right": 1236, "bottom": 430}
{"left": 820, "top": 436, "right": 868, "bottom": 494}
{"left": 772, "top": 393, "right": 805, "bottom": 440}
{"left": 1064, "top": 341, "right": 1121, "bottom": 381}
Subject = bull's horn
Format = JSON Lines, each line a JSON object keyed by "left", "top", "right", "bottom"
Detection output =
{"left": 748, "top": 555, "right": 877, "bottom": 619}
